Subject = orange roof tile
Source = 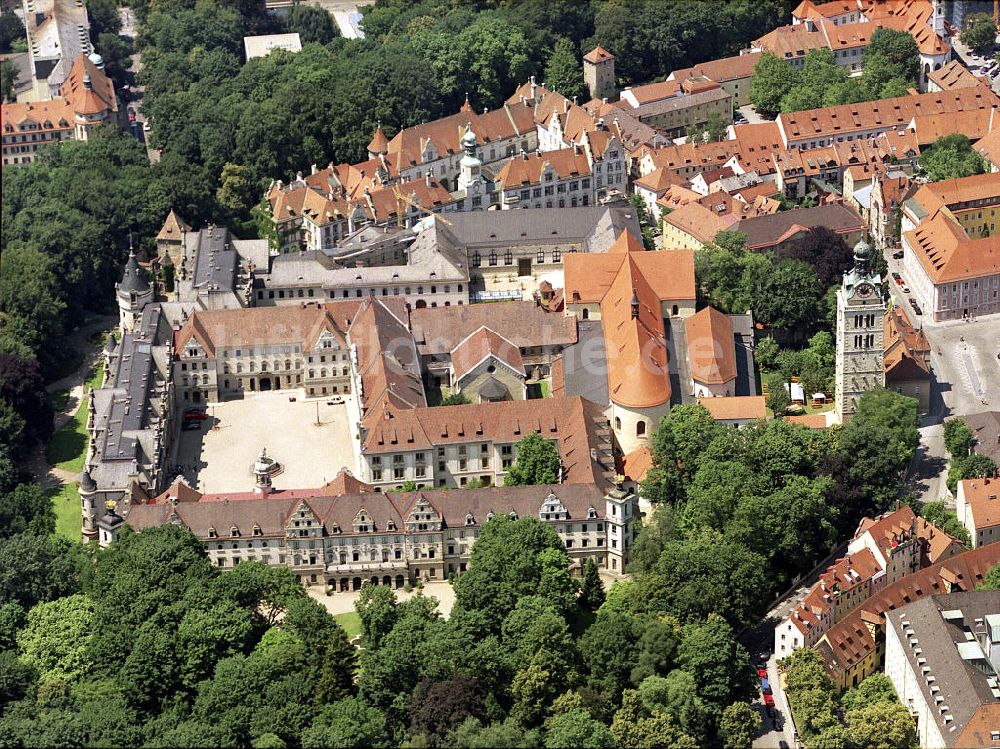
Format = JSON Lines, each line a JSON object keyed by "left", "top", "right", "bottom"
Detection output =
{"left": 495, "top": 146, "right": 592, "bottom": 187}
{"left": 696, "top": 396, "right": 767, "bottom": 421}
{"left": 686, "top": 307, "right": 737, "bottom": 385}
{"left": 904, "top": 211, "right": 1000, "bottom": 285}
{"left": 450, "top": 327, "right": 525, "bottom": 382}
{"left": 367, "top": 124, "right": 388, "bottom": 154}
{"left": 927, "top": 59, "right": 982, "bottom": 91}
{"left": 670, "top": 52, "right": 762, "bottom": 85}
{"left": 961, "top": 476, "right": 1000, "bottom": 532}
{"left": 663, "top": 201, "right": 736, "bottom": 245}
{"left": 584, "top": 46, "right": 614, "bottom": 64}
{"left": 622, "top": 445, "right": 653, "bottom": 483}
{"left": 785, "top": 413, "right": 830, "bottom": 429}
{"left": 1, "top": 97, "right": 73, "bottom": 133}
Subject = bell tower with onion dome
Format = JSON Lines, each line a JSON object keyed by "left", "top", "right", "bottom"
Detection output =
{"left": 835, "top": 238, "right": 886, "bottom": 423}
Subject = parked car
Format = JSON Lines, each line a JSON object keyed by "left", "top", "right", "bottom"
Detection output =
{"left": 143, "top": 120, "right": 152, "bottom": 132}
{"left": 760, "top": 678, "right": 772, "bottom": 695}
{"left": 127, "top": 108, "right": 136, "bottom": 123}
{"left": 184, "top": 409, "right": 209, "bottom": 420}
{"left": 892, "top": 250, "right": 904, "bottom": 259}
{"left": 764, "top": 694, "right": 775, "bottom": 708}
{"left": 757, "top": 667, "right": 768, "bottom": 679}
{"left": 766, "top": 705, "right": 776, "bottom": 718}
{"left": 326, "top": 396, "right": 343, "bottom": 405}
{"left": 181, "top": 420, "right": 201, "bottom": 431}
{"left": 902, "top": 285, "right": 910, "bottom": 293}
{"left": 910, "top": 299, "right": 922, "bottom": 315}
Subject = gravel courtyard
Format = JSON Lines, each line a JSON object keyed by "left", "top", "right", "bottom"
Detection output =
{"left": 174, "top": 389, "right": 357, "bottom": 493}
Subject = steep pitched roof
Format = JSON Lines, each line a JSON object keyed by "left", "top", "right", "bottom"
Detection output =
{"left": 685, "top": 307, "right": 737, "bottom": 385}
{"left": 904, "top": 211, "right": 1000, "bottom": 285}
{"left": 927, "top": 59, "right": 982, "bottom": 91}
{"left": 495, "top": 146, "right": 592, "bottom": 187}
{"left": 450, "top": 327, "right": 525, "bottom": 381}
{"left": 960, "top": 477, "right": 1000, "bottom": 532}
{"left": 59, "top": 54, "right": 117, "bottom": 115}
{"left": 157, "top": 210, "right": 192, "bottom": 242}
{"left": 584, "top": 46, "right": 614, "bottom": 64}
{"left": 696, "top": 396, "right": 767, "bottom": 421}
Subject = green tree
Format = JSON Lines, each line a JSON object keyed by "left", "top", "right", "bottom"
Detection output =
{"left": 944, "top": 418, "right": 975, "bottom": 457}
{"left": 544, "top": 38, "right": 586, "bottom": 101}
{"left": 642, "top": 404, "right": 722, "bottom": 504}
{"left": 578, "top": 559, "right": 605, "bottom": 612}
{"left": 216, "top": 162, "right": 260, "bottom": 220}
{"left": 705, "top": 111, "right": 728, "bottom": 143}
{"left": 961, "top": 12, "right": 997, "bottom": 55}
{"left": 840, "top": 673, "right": 898, "bottom": 712}
{"left": 446, "top": 717, "right": 540, "bottom": 748}
{"left": 440, "top": 392, "right": 470, "bottom": 406}
{"left": 285, "top": 3, "right": 340, "bottom": 45}
{"left": 0, "top": 10, "right": 25, "bottom": 52}
{"left": 863, "top": 28, "right": 918, "bottom": 99}
{"left": 749, "top": 52, "right": 798, "bottom": 115}
{"left": 766, "top": 372, "right": 791, "bottom": 416}
{"left": 579, "top": 610, "right": 640, "bottom": 707}
{"left": 545, "top": 708, "right": 614, "bottom": 749}
{"left": 754, "top": 337, "right": 779, "bottom": 370}
{"left": 356, "top": 582, "right": 399, "bottom": 649}
{"left": 844, "top": 701, "right": 918, "bottom": 749}
{"left": 920, "top": 133, "right": 988, "bottom": 182}
{"left": 720, "top": 701, "right": 759, "bottom": 749}
{"left": 653, "top": 530, "right": 769, "bottom": 628}
{"left": 0, "top": 533, "right": 84, "bottom": 610}
{"left": 610, "top": 689, "right": 697, "bottom": 749}
{"left": 948, "top": 453, "right": 998, "bottom": 493}
{"left": 409, "top": 673, "right": 487, "bottom": 746}
{"left": 677, "top": 614, "right": 755, "bottom": 711}
{"left": 756, "top": 259, "right": 823, "bottom": 344}
{"left": 506, "top": 432, "right": 561, "bottom": 486}
{"left": 455, "top": 514, "right": 576, "bottom": 629}
{"left": 1, "top": 59, "right": 17, "bottom": 101}
{"left": 17, "top": 594, "right": 96, "bottom": 682}
{"left": 982, "top": 562, "right": 1000, "bottom": 589}
{"left": 302, "top": 696, "right": 391, "bottom": 749}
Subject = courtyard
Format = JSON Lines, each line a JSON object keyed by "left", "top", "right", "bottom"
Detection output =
{"left": 173, "top": 389, "right": 358, "bottom": 493}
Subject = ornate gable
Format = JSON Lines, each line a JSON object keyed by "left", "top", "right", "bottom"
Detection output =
{"left": 539, "top": 492, "right": 568, "bottom": 521}
{"left": 406, "top": 497, "right": 442, "bottom": 531}
{"left": 353, "top": 507, "right": 375, "bottom": 533}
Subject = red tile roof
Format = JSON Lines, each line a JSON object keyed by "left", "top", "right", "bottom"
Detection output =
{"left": 686, "top": 307, "right": 737, "bottom": 385}
{"left": 584, "top": 46, "right": 614, "bottom": 64}
{"left": 450, "top": 326, "right": 525, "bottom": 382}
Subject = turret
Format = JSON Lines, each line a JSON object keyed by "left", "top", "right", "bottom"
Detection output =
{"left": 80, "top": 469, "right": 99, "bottom": 542}
{"left": 367, "top": 122, "right": 389, "bottom": 160}
{"left": 115, "top": 247, "right": 153, "bottom": 334}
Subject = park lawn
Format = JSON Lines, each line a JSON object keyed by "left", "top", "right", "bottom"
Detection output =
{"left": 47, "top": 483, "right": 81, "bottom": 542}
{"left": 46, "top": 363, "right": 104, "bottom": 472}
{"left": 334, "top": 611, "right": 362, "bottom": 639}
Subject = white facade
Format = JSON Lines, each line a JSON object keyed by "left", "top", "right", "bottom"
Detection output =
{"left": 884, "top": 613, "right": 946, "bottom": 749}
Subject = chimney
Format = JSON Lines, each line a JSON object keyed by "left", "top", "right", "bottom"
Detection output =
{"left": 425, "top": 170, "right": 432, "bottom": 187}
{"left": 630, "top": 289, "right": 639, "bottom": 319}
{"left": 311, "top": 163, "right": 317, "bottom": 175}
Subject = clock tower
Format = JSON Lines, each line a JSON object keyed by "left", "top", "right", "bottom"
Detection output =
{"left": 835, "top": 238, "right": 886, "bottom": 423}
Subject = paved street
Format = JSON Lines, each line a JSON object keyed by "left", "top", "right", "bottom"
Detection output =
{"left": 119, "top": 7, "right": 160, "bottom": 164}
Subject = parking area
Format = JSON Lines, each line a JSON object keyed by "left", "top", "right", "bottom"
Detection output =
{"left": 923, "top": 319, "right": 1000, "bottom": 417}
{"left": 174, "top": 389, "right": 357, "bottom": 493}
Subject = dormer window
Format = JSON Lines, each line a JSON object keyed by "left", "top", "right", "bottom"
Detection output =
{"left": 230, "top": 526, "right": 240, "bottom": 537}
{"left": 208, "top": 527, "right": 217, "bottom": 538}
{"left": 509, "top": 510, "right": 518, "bottom": 520}
{"left": 387, "top": 520, "right": 396, "bottom": 531}
{"left": 252, "top": 525, "right": 262, "bottom": 537}
{"left": 588, "top": 506, "right": 597, "bottom": 519}
{"left": 466, "top": 512, "right": 475, "bottom": 526}
{"left": 486, "top": 510, "right": 495, "bottom": 521}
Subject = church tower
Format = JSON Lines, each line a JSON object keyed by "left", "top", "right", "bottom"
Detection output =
{"left": 835, "top": 238, "right": 886, "bottom": 423}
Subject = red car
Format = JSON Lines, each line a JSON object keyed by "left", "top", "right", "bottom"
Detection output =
{"left": 757, "top": 668, "right": 768, "bottom": 679}
{"left": 764, "top": 694, "right": 775, "bottom": 708}
{"left": 184, "top": 409, "right": 209, "bottom": 421}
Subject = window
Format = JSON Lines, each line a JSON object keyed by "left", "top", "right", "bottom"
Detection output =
{"left": 636, "top": 420, "right": 646, "bottom": 436}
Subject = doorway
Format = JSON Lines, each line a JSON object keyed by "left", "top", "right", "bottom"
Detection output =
{"left": 259, "top": 377, "right": 272, "bottom": 391}
{"left": 518, "top": 258, "right": 531, "bottom": 276}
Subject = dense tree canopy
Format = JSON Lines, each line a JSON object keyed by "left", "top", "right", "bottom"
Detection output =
{"left": 961, "top": 12, "right": 997, "bottom": 55}
{"left": 920, "top": 133, "right": 989, "bottom": 182}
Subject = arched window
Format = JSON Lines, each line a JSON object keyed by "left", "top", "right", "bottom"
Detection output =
{"left": 582, "top": 308, "right": 589, "bottom": 320}
{"left": 614, "top": 416, "right": 621, "bottom": 430}
{"left": 236, "top": 363, "right": 243, "bottom": 373}
{"left": 636, "top": 420, "right": 646, "bottom": 436}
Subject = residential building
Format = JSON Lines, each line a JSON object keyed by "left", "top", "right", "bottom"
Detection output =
{"left": 869, "top": 170, "right": 911, "bottom": 249}
{"left": 884, "top": 302, "right": 931, "bottom": 413}
{"left": 775, "top": 504, "right": 964, "bottom": 659}
{"left": 494, "top": 138, "right": 625, "bottom": 210}
{"left": 358, "top": 395, "right": 614, "bottom": 492}
{"left": 81, "top": 303, "right": 179, "bottom": 540}
{"left": 666, "top": 52, "right": 761, "bottom": 108}
{"left": 125, "top": 479, "right": 638, "bottom": 581}
{"left": 900, "top": 172, "right": 1000, "bottom": 321}
{"left": 632, "top": 167, "right": 681, "bottom": 221}
{"left": 957, "top": 477, "right": 1000, "bottom": 549}
{"left": 629, "top": 85, "right": 733, "bottom": 140}
{"left": 776, "top": 87, "right": 998, "bottom": 150}
{"left": 884, "top": 591, "right": 1000, "bottom": 748}
{"left": 662, "top": 201, "right": 736, "bottom": 250}
{"left": 172, "top": 301, "right": 380, "bottom": 404}
{"left": 835, "top": 239, "right": 886, "bottom": 422}
{"left": 19, "top": 0, "right": 93, "bottom": 101}
{"left": 243, "top": 33, "right": 302, "bottom": 60}
{"left": 2, "top": 53, "right": 120, "bottom": 166}
{"left": 814, "top": 543, "right": 999, "bottom": 690}
{"left": 584, "top": 46, "right": 616, "bottom": 102}
{"left": 738, "top": 203, "right": 865, "bottom": 253}
{"left": 926, "top": 59, "right": 983, "bottom": 92}
{"left": 409, "top": 301, "right": 577, "bottom": 388}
